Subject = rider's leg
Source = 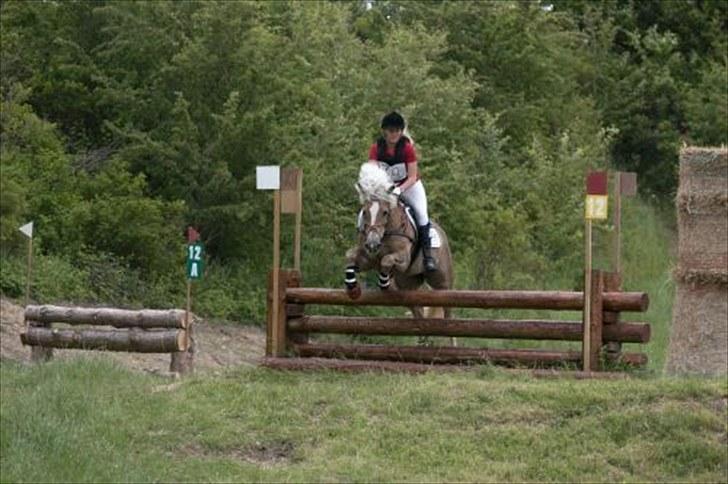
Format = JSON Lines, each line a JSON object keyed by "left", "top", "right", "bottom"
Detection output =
{"left": 400, "top": 181, "right": 437, "bottom": 272}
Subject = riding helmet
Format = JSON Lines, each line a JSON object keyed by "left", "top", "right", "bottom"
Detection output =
{"left": 381, "top": 111, "right": 406, "bottom": 130}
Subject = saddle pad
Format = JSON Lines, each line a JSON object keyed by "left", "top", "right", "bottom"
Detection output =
{"left": 430, "top": 227, "right": 442, "bottom": 248}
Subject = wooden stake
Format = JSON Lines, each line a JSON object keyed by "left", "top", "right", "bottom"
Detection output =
{"left": 613, "top": 172, "right": 622, "bottom": 274}
{"left": 269, "top": 190, "right": 281, "bottom": 356}
{"left": 294, "top": 170, "right": 303, "bottom": 271}
{"left": 583, "top": 219, "right": 593, "bottom": 372}
{"left": 588, "top": 270, "right": 604, "bottom": 370}
{"left": 25, "top": 236, "right": 33, "bottom": 310}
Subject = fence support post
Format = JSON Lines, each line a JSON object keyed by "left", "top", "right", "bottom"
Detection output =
{"left": 587, "top": 270, "right": 604, "bottom": 370}
{"left": 602, "top": 271, "right": 622, "bottom": 363}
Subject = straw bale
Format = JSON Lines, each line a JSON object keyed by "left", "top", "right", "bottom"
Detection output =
{"left": 677, "top": 213, "right": 728, "bottom": 271}
{"left": 674, "top": 267, "right": 728, "bottom": 286}
{"left": 679, "top": 147, "right": 728, "bottom": 179}
{"left": 666, "top": 282, "right": 727, "bottom": 375}
{"left": 668, "top": 147, "right": 728, "bottom": 375}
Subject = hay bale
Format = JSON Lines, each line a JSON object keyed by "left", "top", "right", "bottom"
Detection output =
{"left": 667, "top": 147, "right": 727, "bottom": 375}
{"left": 666, "top": 282, "right": 728, "bottom": 375}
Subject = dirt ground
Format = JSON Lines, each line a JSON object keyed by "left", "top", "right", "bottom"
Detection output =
{"left": 0, "top": 297, "right": 266, "bottom": 376}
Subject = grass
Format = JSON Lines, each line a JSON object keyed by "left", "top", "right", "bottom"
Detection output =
{"left": 1, "top": 358, "right": 726, "bottom": 482}
{"left": 2, "top": 198, "right": 721, "bottom": 482}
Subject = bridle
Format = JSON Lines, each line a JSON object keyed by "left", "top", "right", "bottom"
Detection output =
{"left": 362, "top": 200, "right": 416, "bottom": 245}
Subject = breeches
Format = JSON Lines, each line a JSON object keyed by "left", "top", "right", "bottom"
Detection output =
{"left": 401, "top": 180, "right": 429, "bottom": 227}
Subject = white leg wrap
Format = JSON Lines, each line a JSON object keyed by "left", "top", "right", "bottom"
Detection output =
{"left": 378, "top": 272, "right": 391, "bottom": 289}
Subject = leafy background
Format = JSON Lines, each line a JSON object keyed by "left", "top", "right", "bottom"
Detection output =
{"left": 1, "top": 0, "right": 725, "bottom": 322}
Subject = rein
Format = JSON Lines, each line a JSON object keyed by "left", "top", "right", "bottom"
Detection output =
{"left": 384, "top": 205, "right": 416, "bottom": 244}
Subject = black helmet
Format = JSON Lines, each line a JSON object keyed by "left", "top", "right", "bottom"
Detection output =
{"left": 381, "top": 111, "right": 405, "bottom": 130}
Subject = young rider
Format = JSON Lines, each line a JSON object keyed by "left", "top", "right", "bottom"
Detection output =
{"left": 368, "top": 111, "right": 437, "bottom": 272}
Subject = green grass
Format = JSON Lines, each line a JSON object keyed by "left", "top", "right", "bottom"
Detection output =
{"left": 1, "top": 358, "right": 726, "bottom": 483}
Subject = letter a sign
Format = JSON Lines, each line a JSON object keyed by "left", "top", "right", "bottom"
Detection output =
{"left": 187, "top": 244, "right": 204, "bottom": 279}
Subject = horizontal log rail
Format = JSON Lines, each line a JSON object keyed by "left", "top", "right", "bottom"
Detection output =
{"left": 261, "top": 357, "right": 462, "bottom": 374}
{"left": 285, "top": 288, "right": 649, "bottom": 312}
{"left": 292, "top": 342, "right": 648, "bottom": 367}
{"left": 288, "top": 316, "right": 650, "bottom": 343}
{"left": 25, "top": 305, "right": 189, "bottom": 329}
{"left": 261, "top": 358, "right": 640, "bottom": 378}
{"left": 21, "top": 327, "right": 188, "bottom": 353}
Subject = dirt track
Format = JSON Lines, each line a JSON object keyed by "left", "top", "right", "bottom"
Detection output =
{"left": 0, "top": 298, "right": 266, "bottom": 375}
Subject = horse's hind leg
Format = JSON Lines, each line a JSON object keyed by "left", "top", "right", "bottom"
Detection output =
{"left": 409, "top": 306, "right": 433, "bottom": 346}
{"left": 443, "top": 306, "right": 457, "bottom": 347}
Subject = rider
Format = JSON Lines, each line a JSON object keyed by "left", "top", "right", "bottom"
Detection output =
{"left": 368, "top": 111, "right": 437, "bottom": 272}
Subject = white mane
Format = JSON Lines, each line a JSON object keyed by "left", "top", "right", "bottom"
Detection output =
{"left": 356, "top": 163, "right": 396, "bottom": 205}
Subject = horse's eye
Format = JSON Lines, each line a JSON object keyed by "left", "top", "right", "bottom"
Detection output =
{"left": 383, "top": 210, "right": 389, "bottom": 216}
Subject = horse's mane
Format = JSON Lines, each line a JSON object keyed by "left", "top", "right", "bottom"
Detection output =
{"left": 356, "top": 163, "right": 397, "bottom": 205}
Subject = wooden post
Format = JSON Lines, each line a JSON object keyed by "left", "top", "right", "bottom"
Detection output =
{"left": 267, "top": 269, "right": 289, "bottom": 357}
{"left": 29, "top": 320, "right": 53, "bottom": 362}
{"left": 284, "top": 270, "right": 307, "bottom": 347}
{"left": 582, "top": 219, "right": 593, "bottom": 372}
{"left": 603, "top": 271, "right": 623, "bottom": 363}
{"left": 270, "top": 190, "right": 281, "bottom": 355}
{"left": 294, "top": 170, "right": 303, "bottom": 271}
{"left": 613, "top": 173, "right": 622, "bottom": 275}
{"left": 588, "top": 270, "right": 604, "bottom": 371}
{"left": 170, "top": 282, "right": 194, "bottom": 374}
{"left": 25, "top": 236, "right": 33, "bottom": 309}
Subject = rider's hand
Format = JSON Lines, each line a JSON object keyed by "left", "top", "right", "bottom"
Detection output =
{"left": 389, "top": 186, "right": 402, "bottom": 197}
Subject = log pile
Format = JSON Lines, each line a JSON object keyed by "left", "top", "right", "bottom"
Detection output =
{"left": 21, "top": 305, "right": 195, "bottom": 374}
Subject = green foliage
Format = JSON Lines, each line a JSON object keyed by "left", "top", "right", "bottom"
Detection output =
{"left": 0, "top": 0, "right": 725, "bottom": 321}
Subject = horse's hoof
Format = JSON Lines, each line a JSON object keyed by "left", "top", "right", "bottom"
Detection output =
{"left": 346, "top": 285, "right": 362, "bottom": 299}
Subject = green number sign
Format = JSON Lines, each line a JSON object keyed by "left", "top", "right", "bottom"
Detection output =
{"left": 186, "top": 244, "right": 204, "bottom": 279}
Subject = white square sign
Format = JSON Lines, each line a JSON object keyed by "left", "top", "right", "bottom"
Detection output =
{"left": 256, "top": 166, "right": 280, "bottom": 190}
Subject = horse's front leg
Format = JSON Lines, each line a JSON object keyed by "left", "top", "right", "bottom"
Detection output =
{"left": 344, "top": 247, "right": 369, "bottom": 299}
{"left": 379, "top": 251, "right": 410, "bottom": 290}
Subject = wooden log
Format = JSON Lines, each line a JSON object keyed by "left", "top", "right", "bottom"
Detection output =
{"left": 24, "top": 305, "right": 189, "bottom": 328}
{"left": 29, "top": 320, "right": 53, "bottom": 362}
{"left": 21, "top": 327, "right": 188, "bottom": 353}
{"left": 285, "top": 288, "right": 648, "bottom": 312}
{"left": 291, "top": 342, "right": 648, "bottom": 367}
{"left": 170, "top": 325, "right": 195, "bottom": 374}
{"left": 261, "top": 357, "right": 462, "bottom": 373}
{"left": 288, "top": 316, "right": 650, "bottom": 343}
{"left": 261, "top": 358, "right": 643, "bottom": 377}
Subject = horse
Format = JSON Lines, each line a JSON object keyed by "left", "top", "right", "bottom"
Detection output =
{"left": 344, "top": 163, "right": 455, "bottom": 339}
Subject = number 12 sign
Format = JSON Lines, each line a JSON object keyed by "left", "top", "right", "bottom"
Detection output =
{"left": 187, "top": 244, "right": 204, "bottom": 279}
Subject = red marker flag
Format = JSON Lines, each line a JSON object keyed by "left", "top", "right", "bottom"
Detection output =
{"left": 187, "top": 226, "right": 200, "bottom": 243}
{"left": 586, "top": 171, "right": 608, "bottom": 195}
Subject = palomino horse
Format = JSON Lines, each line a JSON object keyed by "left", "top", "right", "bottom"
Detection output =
{"left": 344, "top": 164, "right": 455, "bottom": 335}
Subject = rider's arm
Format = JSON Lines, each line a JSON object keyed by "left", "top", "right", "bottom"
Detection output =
{"left": 398, "top": 161, "right": 419, "bottom": 192}
{"left": 398, "top": 143, "right": 419, "bottom": 192}
{"left": 368, "top": 144, "right": 378, "bottom": 164}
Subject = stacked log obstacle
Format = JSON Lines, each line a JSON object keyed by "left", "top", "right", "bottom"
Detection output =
{"left": 262, "top": 269, "right": 651, "bottom": 373}
{"left": 21, "top": 305, "right": 195, "bottom": 374}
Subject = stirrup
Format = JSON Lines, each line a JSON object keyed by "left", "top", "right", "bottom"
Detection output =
{"left": 424, "top": 256, "right": 437, "bottom": 272}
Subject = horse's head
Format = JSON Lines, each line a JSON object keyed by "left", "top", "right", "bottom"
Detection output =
{"left": 360, "top": 198, "right": 398, "bottom": 255}
{"left": 355, "top": 163, "right": 399, "bottom": 255}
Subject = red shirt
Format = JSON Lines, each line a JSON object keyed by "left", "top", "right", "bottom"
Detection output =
{"left": 368, "top": 141, "right": 417, "bottom": 165}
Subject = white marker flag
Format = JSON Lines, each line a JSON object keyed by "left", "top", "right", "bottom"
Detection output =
{"left": 19, "top": 222, "right": 33, "bottom": 238}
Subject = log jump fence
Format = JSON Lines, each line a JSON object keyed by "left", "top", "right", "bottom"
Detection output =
{"left": 262, "top": 269, "right": 651, "bottom": 374}
{"left": 21, "top": 305, "right": 195, "bottom": 374}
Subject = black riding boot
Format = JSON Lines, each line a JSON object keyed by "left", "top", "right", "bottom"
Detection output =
{"left": 418, "top": 223, "right": 437, "bottom": 272}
